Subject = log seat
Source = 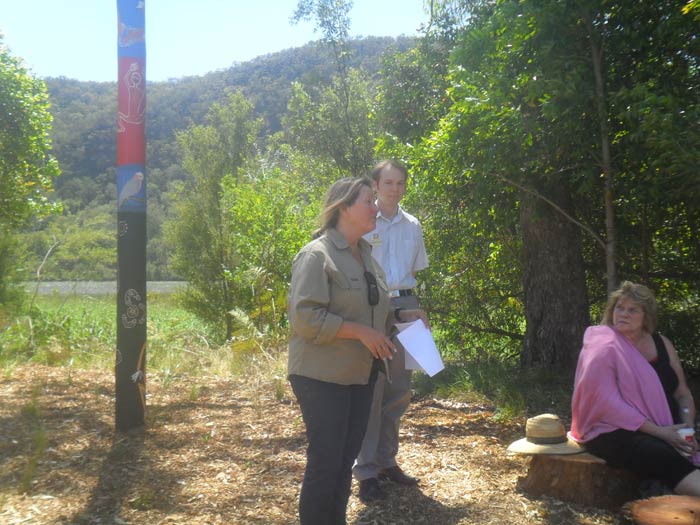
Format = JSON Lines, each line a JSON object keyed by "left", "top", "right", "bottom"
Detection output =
{"left": 518, "top": 452, "right": 643, "bottom": 509}
{"left": 622, "top": 495, "right": 700, "bottom": 525}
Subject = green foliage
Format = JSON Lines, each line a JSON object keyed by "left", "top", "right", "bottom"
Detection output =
{"left": 374, "top": 42, "right": 451, "bottom": 146}
{"left": 0, "top": 38, "right": 62, "bottom": 302}
{"left": 683, "top": 0, "right": 700, "bottom": 18}
{"left": 414, "top": 356, "right": 574, "bottom": 421}
{"left": 166, "top": 91, "right": 263, "bottom": 340}
{"left": 391, "top": 0, "right": 700, "bottom": 368}
{"left": 0, "top": 38, "right": 61, "bottom": 231}
{"left": 222, "top": 163, "right": 320, "bottom": 328}
{"left": 405, "top": 78, "right": 526, "bottom": 360}
{"left": 0, "top": 293, "right": 218, "bottom": 373}
{"left": 0, "top": 233, "right": 25, "bottom": 306}
{"left": 16, "top": 205, "right": 115, "bottom": 281}
{"left": 284, "top": 69, "right": 376, "bottom": 176}
{"left": 0, "top": 295, "right": 115, "bottom": 367}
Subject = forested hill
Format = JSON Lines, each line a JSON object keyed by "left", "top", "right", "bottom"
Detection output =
{"left": 45, "top": 36, "right": 414, "bottom": 213}
{"left": 19, "top": 36, "right": 414, "bottom": 281}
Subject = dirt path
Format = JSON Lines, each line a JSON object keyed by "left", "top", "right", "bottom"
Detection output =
{"left": 0, "top": 365, "right": 618, "bottom": 524}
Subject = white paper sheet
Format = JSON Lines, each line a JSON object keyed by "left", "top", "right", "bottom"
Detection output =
{"left": 395, "top": 320, "right": 444, "bottom": 377}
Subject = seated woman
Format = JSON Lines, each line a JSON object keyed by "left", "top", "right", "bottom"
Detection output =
{"left": 569, "top": 281, "right": 700, "bottom": 496}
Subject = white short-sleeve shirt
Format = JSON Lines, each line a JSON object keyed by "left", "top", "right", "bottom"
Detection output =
{"left": 363, "top": 205, "right": 428, "bottom": 292}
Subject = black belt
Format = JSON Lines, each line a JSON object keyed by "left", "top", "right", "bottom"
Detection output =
{"left": 398, "top": 289, "right": 415, "bottom": 297}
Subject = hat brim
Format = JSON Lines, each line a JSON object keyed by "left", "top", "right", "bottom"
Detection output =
{"left": 506, "top": 437, "right": 584, "bottom": 455}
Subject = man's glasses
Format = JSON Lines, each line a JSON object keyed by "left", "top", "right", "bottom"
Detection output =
{"left": 364, "top": 271, "right": 379, "bottom": 306}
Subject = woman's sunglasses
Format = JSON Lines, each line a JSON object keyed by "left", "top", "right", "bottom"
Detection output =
{"left": 364, "top": 271, "right": 379, "bottom": 306}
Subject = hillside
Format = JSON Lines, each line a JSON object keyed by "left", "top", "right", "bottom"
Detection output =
{"left": 45, "top": 36, "right": 414, "bottom": 205}
{"left": 18, "top": 36, "right": 415, "bottom": 281}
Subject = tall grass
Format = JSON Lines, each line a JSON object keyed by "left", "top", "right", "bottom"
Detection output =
{"left": 0, "top": 293, "right": 216, "bottom": 373}
{"left": 1, "top": 294, "right": 115, "bottom": 368}
{"left": 0, "top": 292, "right": 290, "bottom": 391}
{"left": 0, "top": 293, "right": 575, "bottom": 421}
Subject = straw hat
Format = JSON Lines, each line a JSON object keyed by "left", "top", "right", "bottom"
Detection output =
{"left": 507, "top": 413, "right": 584, "bottom": 455}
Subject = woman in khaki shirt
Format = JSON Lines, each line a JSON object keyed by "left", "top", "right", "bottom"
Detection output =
{"left": 288, "top": 177, "right": 428, "bottom": 525}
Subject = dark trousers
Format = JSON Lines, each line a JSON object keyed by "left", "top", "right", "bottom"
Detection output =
{"left": 586, "top": 428, "right": 697, "bottom": 489}
{"left": 290, "top": 367, "right": 377, "bottom": 525}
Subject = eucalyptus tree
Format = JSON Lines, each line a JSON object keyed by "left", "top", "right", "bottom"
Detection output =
{"left": 409, "top": 1, "right": 599, "bottom": 368}
{"left": 290, "top": 0, "right": 376, "bottom": 176}
{"left": 283, "top": 69, "right": 376, "bottom": 176}
{"left": 165, "top": 91, "right": 262, "bottom": 340}
{"left": 0, "top": 38, "right": 61, "bottom": 302}
{"left": 405, "top": 0, "right": 700, "bottom": 368}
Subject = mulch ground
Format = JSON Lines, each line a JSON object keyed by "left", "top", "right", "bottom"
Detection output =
{"left": 0, "top": 365, "right": 621, "bottom": 524}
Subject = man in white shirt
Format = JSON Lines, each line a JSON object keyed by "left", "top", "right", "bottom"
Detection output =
{"left": 354, "top": 159, "right": 429, "bottom": 503}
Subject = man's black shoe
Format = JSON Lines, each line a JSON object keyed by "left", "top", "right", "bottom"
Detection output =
{"left": 378, "top": 465, "right": 419, "bottom": 485}
{"left": 358, "top": 477, "right": 385, "bottom": 503}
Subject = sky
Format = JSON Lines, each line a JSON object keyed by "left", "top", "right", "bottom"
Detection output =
{"left": 1, "top": 0, "right": 429, "bottom": 82}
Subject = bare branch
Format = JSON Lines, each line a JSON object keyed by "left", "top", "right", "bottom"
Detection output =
{"left": 29, "top": 235, "right": 59, "bottom": 310}
{"left": 495, "top": 173, "right": 606, "bottom": 250}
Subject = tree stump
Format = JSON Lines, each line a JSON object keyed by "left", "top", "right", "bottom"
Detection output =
{"left": 622, "top": 495, "right": 700, "bottom": 524}
{"left": 518, "top": 452, "right": 642, "bottom": 509}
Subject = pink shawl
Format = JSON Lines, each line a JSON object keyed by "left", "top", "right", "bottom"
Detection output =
{"left": 569, "top": 325, "right": 673, "bottom": 443}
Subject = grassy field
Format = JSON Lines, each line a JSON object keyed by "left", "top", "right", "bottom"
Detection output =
{"left": 22, "top": 281, "right": 187, "bottom": 296}
{"left": 1, "top": 293, "right": 219, "bottom": 372}
{"left": 0, "top": 293, "right": 576, "bottom": 421}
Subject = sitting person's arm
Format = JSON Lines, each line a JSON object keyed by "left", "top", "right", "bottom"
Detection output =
{"left": 663, "top": 334, "right": 697, "bottom": 455}
{"left": 663, "top": 334, "right": 697, "bottom": 427}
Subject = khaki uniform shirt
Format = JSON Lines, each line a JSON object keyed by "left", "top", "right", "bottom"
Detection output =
{"left": 288, "top": 228, "right": 391, "bottom": 385}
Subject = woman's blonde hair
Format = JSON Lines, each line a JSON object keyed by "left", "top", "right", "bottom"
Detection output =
{"left": 313, "top": 177, "right": 372, "bottom": 238}
{"left": 602, "top": 281, "right": 658, "bottom": 333}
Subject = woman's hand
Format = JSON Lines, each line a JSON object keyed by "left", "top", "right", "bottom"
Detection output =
{"left": 666, "top": 424, "right": 697, "bottom": 457}
{"left": 644, "top": 422, "right": 696, "bottom": 457}
{"left": 397, "top": 308, "right": 430, "bottom": 330}
{"left": 336, "top": 321, "right": 396, "bottom": 360}
{"left": 355, "top": 324, "right": 396, "bottom": 359}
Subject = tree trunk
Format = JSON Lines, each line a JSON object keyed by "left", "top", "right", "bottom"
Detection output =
{"left": 587, "top": 14, "right": 617, "bottom": 294}
{"left": 519, "top": 184, "right": 590, "bottom": 369}
{"left": 622, "top": 495, "right": 700, "bottom": 525}
{"left": 520, "top": 453, "right": 641, "bottom": 509}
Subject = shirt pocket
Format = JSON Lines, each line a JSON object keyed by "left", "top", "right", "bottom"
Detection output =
{"left": 327, "top": 266, "right": 364, "bottom": 291}
{"left": 327, "top": 266, "right": 366, "bottom": 315}
{"left": 326, "top": 267, "right": 349, "bottom": 287}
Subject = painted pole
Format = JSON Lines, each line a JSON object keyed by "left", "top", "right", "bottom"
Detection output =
{"left": 116, "top": 0, "right": 147, "bottom": 431}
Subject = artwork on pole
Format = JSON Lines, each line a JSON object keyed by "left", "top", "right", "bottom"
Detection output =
{"left": 116, "top": 0, "right": 147, "bottom": 431}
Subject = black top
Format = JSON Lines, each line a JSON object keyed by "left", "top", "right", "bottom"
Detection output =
{"left": 648, "top": 332, "right": 681, "bottom": 423}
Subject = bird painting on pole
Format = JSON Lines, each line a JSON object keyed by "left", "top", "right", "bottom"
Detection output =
{"left": 118, "top": 171, "right": 144, "bottom": 208}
